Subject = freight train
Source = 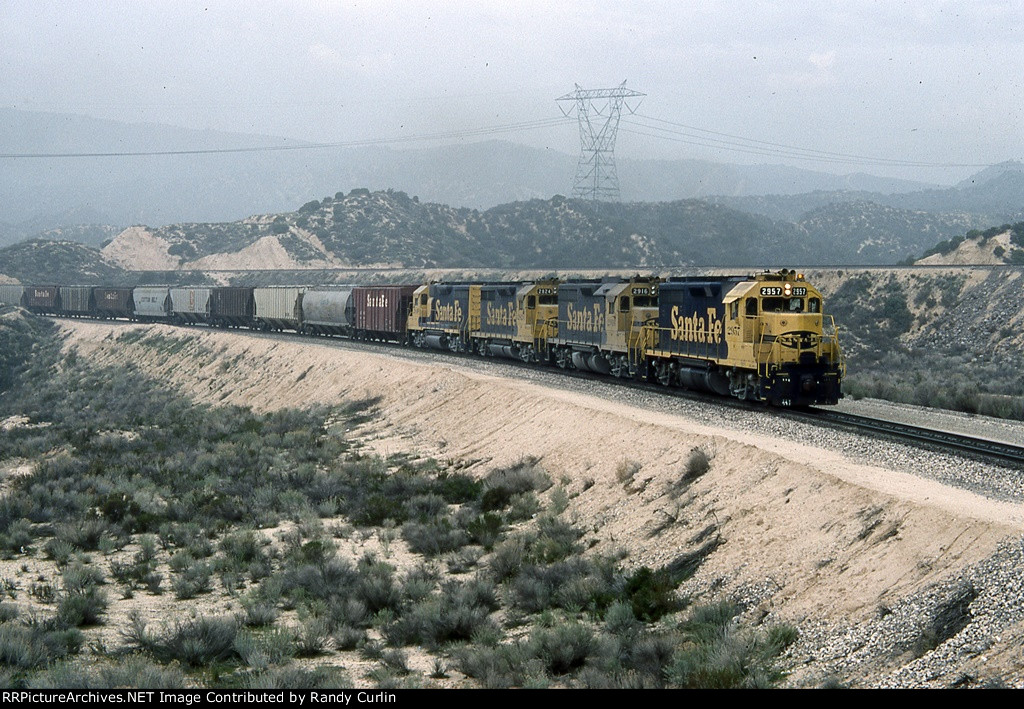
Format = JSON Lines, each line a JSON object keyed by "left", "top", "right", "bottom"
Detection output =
{"left": 0, "top": 270, "right": 845, "bottom": 406}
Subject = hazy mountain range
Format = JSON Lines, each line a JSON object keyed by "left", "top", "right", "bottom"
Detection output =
{"left": 1, "top": 107, "right": 980, "bottom": 242}
{"left": 1, "top": 108, "right": 1022, "bottom": 274}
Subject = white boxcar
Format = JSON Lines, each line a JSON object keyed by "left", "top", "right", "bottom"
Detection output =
{"left": 134, "top": 287, "right": 171, "bottom": 319}
{"left": 254, "top": 287, "right": 302, "bottom": 331}
{"left": 169, "top": 287, "right": 212, "bottom": 323}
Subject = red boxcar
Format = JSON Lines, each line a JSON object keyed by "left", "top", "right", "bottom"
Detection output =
{"left": 24, "top": 286, "right": 60, "bottom": 313}
{"left": 93, "top": 287, "right": 135, "bottom": 318}
{"left": 353, "top": 285, "right": 417, "bottom": 341}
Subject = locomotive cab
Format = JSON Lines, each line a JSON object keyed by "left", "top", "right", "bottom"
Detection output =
{"left": 643, "top": 270, "right": 843, "bottom": 406}
{"left": 726, "top": 271, "right": 844, "bottom": 405}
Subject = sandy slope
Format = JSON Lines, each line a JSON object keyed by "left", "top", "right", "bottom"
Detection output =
{"left": 60, "top": 320, "right": 1024, "bottom": 684}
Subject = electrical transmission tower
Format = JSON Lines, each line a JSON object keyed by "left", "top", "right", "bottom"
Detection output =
{"left": 557, "top": 81, "right": 644, "bottom": 202}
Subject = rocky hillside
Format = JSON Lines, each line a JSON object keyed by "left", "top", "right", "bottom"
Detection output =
{"left": 915, "top": 222, "right": 1024, "bottom": 266}
{"left": 810, "top": 266, "right": 1024, "bottom": 419}
{"left": 100, "top": 190, "right": 819, "bottom": 270}
{"left": 0, "top": 238, "right": 128, "bottom": 284}
{"left": 98, "top": 189, "right": 1003, "bottom": 271}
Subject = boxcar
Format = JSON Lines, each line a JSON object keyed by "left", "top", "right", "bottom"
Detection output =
{"left": 169, "top": 287, "right": 212, "bottom": 324}
{"left": 59, "top": 286, "right": 94, "bottom": 316}
{"left": 254, "top": 287, "right": 302, "bottom": 331}
{"left": 210, "top": 287, "right": 255, "bottom": 327}
{"left": 92, "top": 287, "right": 135, "bottom": 319}
{"left": 299, "top": 286, "right": 356, "bottom": 335}
{"left": 0, "top": 285, "right": 24, "bottom": 307}
{"left": 134, "top": 287, "right": 171, "bottom": 320}
{"left": 353, "top": 285, "right": 416, "bottom": 340}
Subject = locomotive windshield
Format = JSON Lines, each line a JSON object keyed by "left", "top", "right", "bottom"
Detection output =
{"left": 762, "top": 297, "right": 804, "bottom": 313}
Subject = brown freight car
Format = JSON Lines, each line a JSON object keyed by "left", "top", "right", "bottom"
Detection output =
{"left": 93, "top": 287, "right": 135, "bottom": 319}
{"left": 210, "top": 287, "right": 255, "bottom": 328}
{"left": 24, "top": 286, "right": 60, "bottom": 314}
{"left": 352, "top": 285, "right": 417, "bottom": 341}
{"left": 59, "top": 286, "right": 94, "bottom": 316}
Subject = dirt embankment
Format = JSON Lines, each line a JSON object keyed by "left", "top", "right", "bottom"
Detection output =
{"left": 61, "top": 320, "right": 1024, "bottom": 686}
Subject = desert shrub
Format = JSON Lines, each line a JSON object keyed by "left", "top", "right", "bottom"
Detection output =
{"left": 241, "top": 665, "right": 350, "bottom": 689}
{"left": 280, "top": 558, "right": 358, "bottom": 606}
{"left": 403, "top": 494, "right": 448, "bottom": 521}
{"left": 401, "top": 563, "right": 438, "bottom": 602}
{"left": 131, "top": 615, "right": 240, "bottom": 667}
{"left": 233, "top": 627, "right": 296, "bottom": 668}
{"left": 683, "top": 448, "right": 711, "bottom": 482}
{"left": 355, "top": 557, "right": 402, "bottom": 614}
{"left": 217, "top": 529, "right": 271, "bottom": 575}
{"left": 333, "top": 625, "right": 366, "bottom": 651}
{"left": 0, "top": 518, "right": 36, "bottom": 555}
{"left": 240, "top": 597, "right": 279, "bottom": 628}
{"left": 604, "top": 600, "right": 641, "bottom": 637}
{"left": 0, "top": 622, "right": 83, "bottom": 670}
{"left": 436, "top": 472, "right": 483, "bottom": 504}
{"left": 481, "top": 459, "right": 551, "bottom": 511}
{"left": 525, "top": 622, "right": 597, "bottom": 675}
{"left": 621, "top": 632, "right": 679, "bottom": 685}
{"left": 453, "top": 641, "right": 544, "bottom": 689}
{"left": 530, "top": 515, "right": 583, "bottom": 563}
{"left": 171, "top": 560, "right": 213, "bottom": 599}
{"left": 446, "top": 546, "right": 484, "bottom": 574}
{"left": 624, "top": 566, "right": 684, "bottom": 622}
{"left": 464, "top": 512, "right": 503, "bottom": 550}
{"left": 293, "top": 617, "right": 331, "bottom": 657}
{"left": 488, "top": 536, "right": 526, "bottom": 582}
{"left": 56, "top": 587, "right": 108, "bottom": 627}
{"left": 402, "top": 518, "right": 469, "bottom": 556}
{"left": 511, "top": 558, "right": 610, "bottom": 614}
{"left": 61, "top": 563, "right": 105, "bottom": 592}
{"left": 29, "top": 655, "right": 187, "bottom": 689}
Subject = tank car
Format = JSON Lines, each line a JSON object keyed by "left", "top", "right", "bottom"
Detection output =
{"left": 299, "top": 286, "right": 356, "bottom": 336}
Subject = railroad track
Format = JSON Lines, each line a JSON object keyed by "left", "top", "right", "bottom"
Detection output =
{"left": 56, "top": 315, "right": 1024, "bottom": 470}
{"left": 286, "top": 328, "right": 1024, "bottom": 470}
{"left": 789, "top": 408, "right": 1024, "bottom": 469}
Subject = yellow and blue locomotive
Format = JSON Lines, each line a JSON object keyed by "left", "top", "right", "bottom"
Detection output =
{"left": 405, "top": 269, "right": 844, "bottom": 406}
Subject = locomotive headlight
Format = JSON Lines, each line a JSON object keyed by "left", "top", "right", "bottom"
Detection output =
{"left": 783, "top": 283, "right": 792, "bottom": 296}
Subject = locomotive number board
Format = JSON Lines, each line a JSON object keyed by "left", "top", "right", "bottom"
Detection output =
{"left": 760, "top": 286, "right": 808, "bottom": 297}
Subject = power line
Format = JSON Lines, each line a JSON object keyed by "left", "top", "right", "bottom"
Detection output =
{"left": 624, "top": 114, "right": 992, "bottom": 169}
{"left": 0, "top": 116, "right": 573, "bottom": 159}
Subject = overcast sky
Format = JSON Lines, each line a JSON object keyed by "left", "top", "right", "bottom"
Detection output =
{"left": 2, "top": 1, "right": 1021, "bottom": 183}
